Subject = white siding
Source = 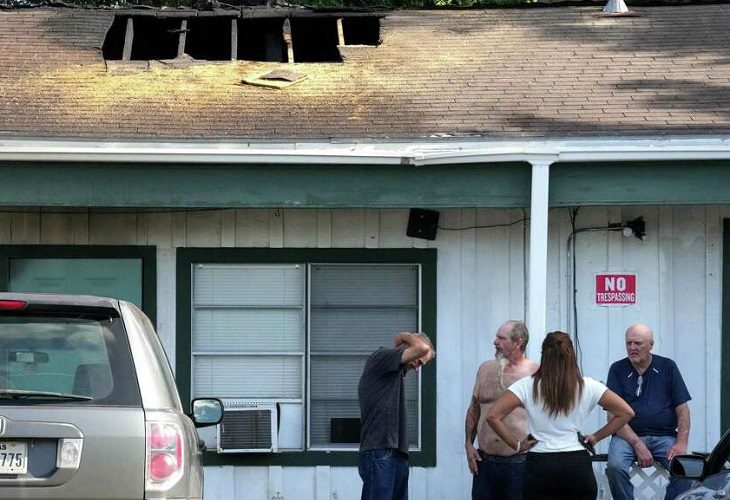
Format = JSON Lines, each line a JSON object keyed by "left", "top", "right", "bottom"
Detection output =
{"left": 0, "top": 206, "right": 723, "bottom": 499}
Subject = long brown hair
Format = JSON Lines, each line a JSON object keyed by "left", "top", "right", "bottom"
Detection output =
{"left": 531, "top": 331, "right": 584, "bottom": 417}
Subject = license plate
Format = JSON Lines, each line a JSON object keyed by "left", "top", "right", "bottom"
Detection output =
{"left": 0, "top": 442, "right": 27, "bottom": 474}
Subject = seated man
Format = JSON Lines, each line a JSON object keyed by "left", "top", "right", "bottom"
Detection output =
{"left": 606, "top": 323, "right": 692, "bottom": 500}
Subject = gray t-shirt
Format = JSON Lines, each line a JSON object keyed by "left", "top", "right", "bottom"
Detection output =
{"left": 358, "top": 347, "right": 409, "bottom": 454}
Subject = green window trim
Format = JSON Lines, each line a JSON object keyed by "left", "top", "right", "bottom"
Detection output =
{"left": 0, "top": 245, "right": 157, "bottom": 326}
{"left": 722, "top": 220, "right": 730, "bottom": 433}
{"left": 176, "top": 247, "right": 437, "bottom": 467}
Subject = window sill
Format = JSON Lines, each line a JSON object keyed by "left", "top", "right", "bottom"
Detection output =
{"left": 201, "top": 449, "right": 435, "bottom": 467}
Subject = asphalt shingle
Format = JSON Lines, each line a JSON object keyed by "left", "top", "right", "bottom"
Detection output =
{"left": 0, "top": 5, "right": 728, "bottom": 140}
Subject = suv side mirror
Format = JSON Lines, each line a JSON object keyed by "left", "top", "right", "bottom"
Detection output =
{"left": 191, "top": 398, "right": 224, "bottom": 428}
{"left": 670, "top": 454, "right": 706, "bottom": 479}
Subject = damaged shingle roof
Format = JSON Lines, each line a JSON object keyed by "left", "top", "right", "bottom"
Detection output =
{"left": 0, "top": 5, "right": 729, "bottom": 140}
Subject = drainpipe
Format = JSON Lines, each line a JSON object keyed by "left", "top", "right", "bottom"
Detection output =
{"left": 527, "top": 160, "right": 552, "bottom": 360}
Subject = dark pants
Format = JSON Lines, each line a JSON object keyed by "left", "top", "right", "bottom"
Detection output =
{"left": 472, "top": 450, "right": 526, "bottom": 500}
{"left": 358, "top": 448, "right": 409, "bottom": 500}
{"left": 524, "top": 450, "right": 596, "bottom": 500}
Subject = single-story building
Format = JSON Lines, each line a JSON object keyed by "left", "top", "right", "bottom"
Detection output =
{"left": 1, "top": 2, "right": 729, "bottom": 497}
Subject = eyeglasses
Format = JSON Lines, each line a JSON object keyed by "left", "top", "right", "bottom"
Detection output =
{"left": 636, "top": 375, "right": 643, "bottom": 397}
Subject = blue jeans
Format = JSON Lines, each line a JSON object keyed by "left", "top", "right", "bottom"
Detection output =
{"left": 606, "top": 435, "right": 693, "bottom": 500}
{"left": 472, "top": 450, "right": 526, "bottom": 500}
{"left": 358, "top": 448, "right": 409, "bottom": 500}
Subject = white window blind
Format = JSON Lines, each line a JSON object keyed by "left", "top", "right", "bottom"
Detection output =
{"left": 191, "top": 264, "right": 305, "bottom": 399}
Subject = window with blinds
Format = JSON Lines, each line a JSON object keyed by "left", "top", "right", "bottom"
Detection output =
{"left": 191, "top": 261, "right": 421, "bottom": 452}
{"left": 309, "top": 264, "right": 420, "bottom": 449}
{"left": 192, "top": 264, "right": 305, "bottom": 400}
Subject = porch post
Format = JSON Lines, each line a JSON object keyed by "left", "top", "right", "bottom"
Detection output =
{"left": 527, "top": 160, "right": 552, "bottom": 360}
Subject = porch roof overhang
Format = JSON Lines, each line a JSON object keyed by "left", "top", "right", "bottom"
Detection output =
{"left": 1, "top": 136, "right": 730, "bottom": 209}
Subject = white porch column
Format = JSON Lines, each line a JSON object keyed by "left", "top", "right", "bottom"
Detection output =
{"left": 527, "top": 160, "right": 552, "bottom": 360}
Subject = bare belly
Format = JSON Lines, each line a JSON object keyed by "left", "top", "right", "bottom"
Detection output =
{"left": 477, "top": 403, "right": 529, "bottom": 456}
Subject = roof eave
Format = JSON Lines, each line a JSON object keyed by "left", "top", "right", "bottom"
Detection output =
{"left": 1, "top": 135, "right": 730, "bottom": 166}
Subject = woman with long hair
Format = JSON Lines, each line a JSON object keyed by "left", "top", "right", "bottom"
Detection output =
{"left": 487, "top": 331, "right": 634, "bottom": 500}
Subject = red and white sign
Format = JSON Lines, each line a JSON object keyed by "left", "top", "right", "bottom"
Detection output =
{"left": 595, "top": 273, "right": 636, "bottom": 306}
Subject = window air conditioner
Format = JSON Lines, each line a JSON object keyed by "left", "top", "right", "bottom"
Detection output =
{"left": 217, "top": 400, "right": 278, "bottom": 453}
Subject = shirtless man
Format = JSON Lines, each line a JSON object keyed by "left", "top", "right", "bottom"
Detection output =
{"left": 465, "top": 320, "right": 539, "bottom": 500}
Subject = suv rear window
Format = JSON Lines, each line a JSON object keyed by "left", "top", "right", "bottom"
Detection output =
{"left": 0, "top": 313, "right": 141, "bottom": 406}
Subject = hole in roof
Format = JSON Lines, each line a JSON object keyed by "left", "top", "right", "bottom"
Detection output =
{"left": 103, "top": 14, "right": 381, "bottom": 63}
{"left": 102, "top": 15, "right": 127, "bottom": 60}
{"left": 290, "top": 18, "right": 341, "bottom": 63}
{"left": 131, "top": 17, "right": 181, "bottom": 60}
{"left": 342, "top": 17, "right": 381, "bottom": 46}
{"left": 238, "top": 18, "right": 288, "bottom": 62}
{"left": 187, "top": 17, "right": 235, "bottom": 61}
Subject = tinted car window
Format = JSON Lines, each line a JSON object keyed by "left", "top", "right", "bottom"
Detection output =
{"left": 0, "top": 313, "right": 141, "bottom": 406}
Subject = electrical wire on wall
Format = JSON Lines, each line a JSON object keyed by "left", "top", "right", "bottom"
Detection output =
{"left": 439, "top": 210, "right": 530, "bottom": 316}
{"left": 566, "top": 209, "right": 646, "bottom": 370}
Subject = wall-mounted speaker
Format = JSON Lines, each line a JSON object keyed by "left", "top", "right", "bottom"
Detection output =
{"left": 407, "top": 208, "right": 440, "bottom": 241}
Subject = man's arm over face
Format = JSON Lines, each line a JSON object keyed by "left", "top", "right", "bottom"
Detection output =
{"left": 667, "top": 403, "right": 690, "bottom": 461}
{"left": 394, "top": 332, "right": 431, "bottom": 365}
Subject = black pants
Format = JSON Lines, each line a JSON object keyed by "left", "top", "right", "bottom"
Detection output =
{"left": 524, "top": 451, "right": 596, "bottom": 500}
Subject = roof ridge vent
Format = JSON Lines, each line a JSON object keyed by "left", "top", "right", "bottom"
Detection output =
{"left": 603, "top": 0, "right": 630, "bottom": 14}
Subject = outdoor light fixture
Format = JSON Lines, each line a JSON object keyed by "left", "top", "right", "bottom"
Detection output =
{"left": 609, "top": 216, "right": 646, "bottom": 240}
{"left": 625, "top": 216, "right": 646, "bottom": 240}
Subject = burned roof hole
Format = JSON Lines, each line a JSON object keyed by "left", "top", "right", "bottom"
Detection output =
{"left": 290, "top": 18, "right": 341, "bottom": 63}
{"left": 102, "top": 15, "right": 127, "bottom": 60}
{"left": 103, "top": 16, "right": 181, "bottom": 60}
{"left": 132, "top": 17, "right": 181, "bottom": 60}
{"left": 238, "top": 18, "right": 288, "bottom": 62}
{"left": 342, "top": 17, "right": 380, "bottom": 46}
{"left": 103, "top": 14, "right": 381, "bottom": 63}
{"left": 187, "top": 17, "right": 234, "bottom": 61}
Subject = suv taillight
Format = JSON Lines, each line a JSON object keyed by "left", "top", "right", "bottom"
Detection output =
{"left": 145, "top": 420, "right": 184, "bottom": 491}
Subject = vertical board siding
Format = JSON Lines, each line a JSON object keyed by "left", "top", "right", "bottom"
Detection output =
{"left": 0, "top": 213, "right": 11, "bottom": 244}
{"left": 39, "top": 213, "right": 74, "bottom": 244}
{"left": 705, "top": 206, "right": 722, "bottom": 446}
{"left": 89, "top": 213, "right": 138, "bottom": 244}
{"left": 283, "top": 209, "right": 318, "bottom": 248}
{"left": 1, "top": 206, "right": 723, "bottom": 499}
{"left": 11, "top": 212, "right": 40, "bottom": 244}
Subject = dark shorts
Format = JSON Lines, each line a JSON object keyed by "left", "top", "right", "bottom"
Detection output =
{"left": 472, "top": 450, "right": 526, "bottom": 500}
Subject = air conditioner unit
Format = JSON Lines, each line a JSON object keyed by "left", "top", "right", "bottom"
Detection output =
{"left": 217, "top": 401, "right": 278, "bottom": 453}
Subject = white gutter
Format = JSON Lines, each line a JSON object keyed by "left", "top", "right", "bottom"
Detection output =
{"left": 1, "top": 136, "right": 730, "bottom": 164}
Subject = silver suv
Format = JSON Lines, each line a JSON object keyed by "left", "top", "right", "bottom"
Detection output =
{"left": 0, "top": 293, "right": 222, "bottom": 499}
